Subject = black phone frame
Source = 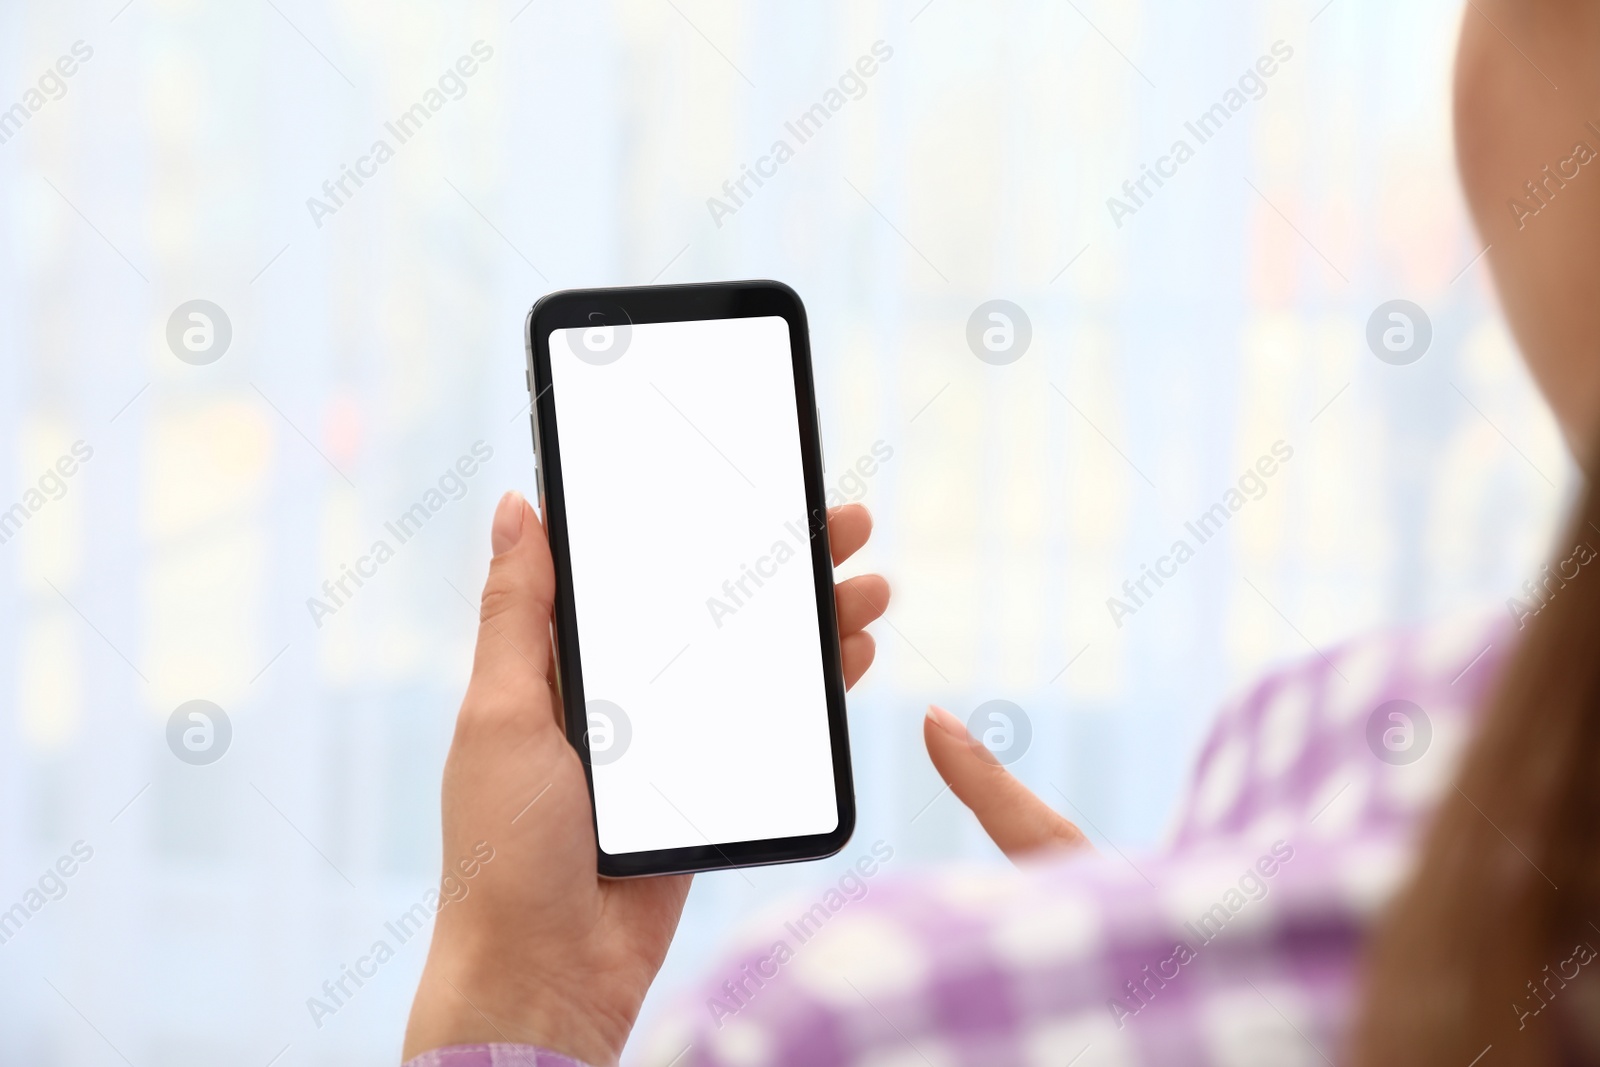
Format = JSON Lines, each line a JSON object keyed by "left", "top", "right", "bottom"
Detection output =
{"left": 523, "top": 280, "right": 856, "bottom": 878}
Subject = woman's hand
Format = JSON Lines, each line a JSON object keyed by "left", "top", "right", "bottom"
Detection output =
{"left": 402, "top": 493, "right": 886, "bottom": 1067}
{"left": 923, "top": 705, "right": 1091, "bottom": 858}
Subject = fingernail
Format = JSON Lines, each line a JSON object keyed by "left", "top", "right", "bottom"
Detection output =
{"left": 926, "top": 705, "right": 966, "bottom": 737}
{"left": 492, "top": 491, "right": 525, "bottom": 555}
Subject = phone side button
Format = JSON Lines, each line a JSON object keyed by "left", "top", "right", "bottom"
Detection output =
{"left": 530, "top": 416, "right": 543, "bottom": 505}
{"left": 530, "top": 415, "right": 546, "bottom": 509}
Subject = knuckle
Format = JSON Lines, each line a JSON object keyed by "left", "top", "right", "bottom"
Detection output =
{"left": 476, "top": 560, "right": 555, "bottom": 627}
{"left": 456, "top": 688, "right": 538, "bottom": 743}
{"left": 477, "top": 570, "right": 520, "bottom": 623}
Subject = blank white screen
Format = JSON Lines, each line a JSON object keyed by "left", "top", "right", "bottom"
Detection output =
{"left": 548, "top": 315, "right": 838, "bottom": 855}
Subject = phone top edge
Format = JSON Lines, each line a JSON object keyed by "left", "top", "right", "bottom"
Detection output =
{"left": 527, "top": 279, "right": 806, "bottom": 330}
{"left": 529, "top": 278, "right": 800, "bottom": 302}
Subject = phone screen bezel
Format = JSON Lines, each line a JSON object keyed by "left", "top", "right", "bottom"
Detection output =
{"left": 523, "top": 280, "right": 856, "bottom": 877}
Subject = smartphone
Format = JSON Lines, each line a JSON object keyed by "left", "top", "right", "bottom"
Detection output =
{"left": 523, "top": 281, "right": 855, "bottom": 877}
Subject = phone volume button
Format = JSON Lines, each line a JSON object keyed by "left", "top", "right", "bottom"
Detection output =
{"left": 532, "top": 425, "right": 546, "bottom": 509}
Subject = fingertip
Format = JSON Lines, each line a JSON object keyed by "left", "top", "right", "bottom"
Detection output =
{"left": 923, "top": 705, "right": 980, "bottom": 778}
{"left": 829, "top": 501, "right": 871, "bottom": 520}
{"left": 841, "top": 630, "right": 876, "bottom": 691}
{"left": 925, "top": 704, "right": 964, "bottom": 738}
{"left": 827, "top": 503, "right": 875, "bottom": 565}
{"left": 472, "top": 490, "right": 557, "bottom": 694}
{"left": 491, "top": 490, "right": 527, "bottom": 555}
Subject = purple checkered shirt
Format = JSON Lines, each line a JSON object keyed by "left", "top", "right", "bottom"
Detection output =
{"left": 406, "top": 613, "right": 1506, "bottom": 1067}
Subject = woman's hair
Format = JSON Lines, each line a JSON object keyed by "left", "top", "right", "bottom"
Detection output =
{"left": 1352, "top": 470, "right": 1600, "bottom": 1064}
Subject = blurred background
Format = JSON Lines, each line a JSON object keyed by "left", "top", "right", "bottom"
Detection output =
{"left": 0, "top": 0, "right": 1575, "bottom": 1064}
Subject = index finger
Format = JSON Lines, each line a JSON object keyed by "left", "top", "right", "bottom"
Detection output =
{"left": 924, "top": 705, "right": 1091, "bottom": 860}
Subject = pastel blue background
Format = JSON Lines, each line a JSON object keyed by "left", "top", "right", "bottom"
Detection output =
{"left": 0, "top": 0, "right": 1570, "bottom": 1064}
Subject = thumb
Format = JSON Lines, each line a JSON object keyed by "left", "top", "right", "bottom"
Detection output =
{"left": 924, "top": 705, "right": 1090, "bottom": 860}
{"left": 467, "top": 491, "right": 557, "bottom": 712}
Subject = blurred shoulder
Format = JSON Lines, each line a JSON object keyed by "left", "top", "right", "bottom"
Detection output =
{"left": 639, "top": 834, "right": 1399, "bottom": 1067}
{"left": 1169, "top": 607, "right": 1512, "bottom": 851}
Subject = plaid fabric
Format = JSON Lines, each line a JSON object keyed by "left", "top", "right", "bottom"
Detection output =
{"left": 402, "top": 1043, "right": 589, "bottom": 1067}
{"left": 632, "top": 613, "right": 1507, "bottom": 1066}
{"left": 415, "top": 613, "right": 1507, "bottom": 1067}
